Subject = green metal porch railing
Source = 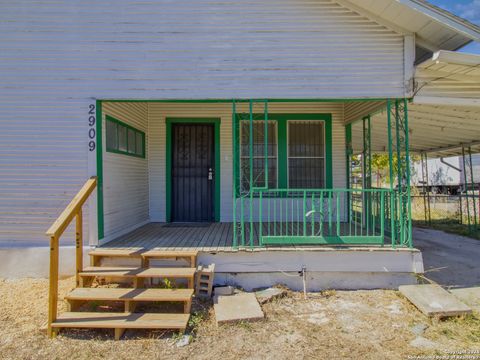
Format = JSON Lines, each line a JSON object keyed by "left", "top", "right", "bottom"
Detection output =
{"left": 231, "top": 99, "right": 413, "bottom": 249}
{"left": 232, "top": 188, "right": 403, "bottom": 247}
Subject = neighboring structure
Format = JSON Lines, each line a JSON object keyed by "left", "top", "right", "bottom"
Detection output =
{"left": 1, "top": 1, "right": 480, "bottom": 288}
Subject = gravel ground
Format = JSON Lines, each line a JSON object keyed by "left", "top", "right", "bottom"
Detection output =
{"left": 0, "top": 277, "right": 479, "bottom": 360}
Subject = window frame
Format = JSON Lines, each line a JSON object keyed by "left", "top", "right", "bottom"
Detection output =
{"left": 105, "top": 115, "right": 146, "bottom": 159}
{"left": 235, "top": 113, "right": 332, "bottom": 195}
{"left": 239, "top": 120, "right": 279, "bottom": 191}
{"left": 287, "top": 120, "right": 326, "bottom": 189}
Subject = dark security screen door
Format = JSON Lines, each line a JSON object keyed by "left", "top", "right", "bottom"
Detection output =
{"left": 171, "top": 124, "right": 215, "bottom": 222}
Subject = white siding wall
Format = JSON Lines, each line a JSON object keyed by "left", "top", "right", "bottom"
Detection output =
{"left": 0, "top": 0, "right": 405, "bottom": 246}
{"left": 102, "top": 103, "right": 149, "bottom": 240}
{"left": 1, "top": 0, "right": 405, "bottom": 100}
{"left": 148, "top": 102, "right": 345, "bottom": 222}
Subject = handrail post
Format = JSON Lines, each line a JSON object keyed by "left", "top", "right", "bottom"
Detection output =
{"left": 47, "top": 235, "right": 59, "bottom": 338}
{"left": 75, "top": 209, "right": 83, "bottom": 287}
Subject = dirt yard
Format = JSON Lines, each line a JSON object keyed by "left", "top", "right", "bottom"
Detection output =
{"left": 1, "top": 277, "right": 479, "bottom": 360}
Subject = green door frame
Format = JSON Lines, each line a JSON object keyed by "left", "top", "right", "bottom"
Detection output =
{"left": 165, "top": 118, "right": 221, "bottom": 222}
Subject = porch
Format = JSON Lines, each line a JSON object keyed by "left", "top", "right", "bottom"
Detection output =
{"left": 98, "top": 99, "right": 411, "bottom": 249}
{"left": 100, "top": 221, "right": 386, "bottom": 252}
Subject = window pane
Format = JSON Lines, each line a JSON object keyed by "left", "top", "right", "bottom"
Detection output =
{"left": 136, "top": 132, "right": 144, "bottom": 156}
{"left": 288, "top": 121, "right": 325, "bottom": 189}
{"left": 289, "top": 121, "right": 324, "bottom": 157}
{"left": 106, "top": 120, "right": 118, "bottom": 150}
{"left": 289, "top": 158, "right": 324, "bottom": 188}
{"left": 240, "top": 121, "right": 276, "bottom": 157}
{"left": 127, "top": 128, "right": 136, "bottom": 154}
{"left": 118, "top": 125, "right": 127, "bottom": 152}
{"left": 240, "top": 121, "right": 277, "bottom": 191}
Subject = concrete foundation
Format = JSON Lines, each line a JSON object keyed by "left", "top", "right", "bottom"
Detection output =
{"left": 0, "top": 246, "right": 423, "bottom": 290}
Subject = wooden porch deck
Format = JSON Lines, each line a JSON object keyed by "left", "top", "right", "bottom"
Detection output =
{"left": 102, "top": 222, "right": 236, "bottom": 251}
{"left": 100, "top": 222, "right": 377, "bottom": 252}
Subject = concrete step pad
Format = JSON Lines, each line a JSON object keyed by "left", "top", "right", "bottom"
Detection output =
{"left": 450, "top": 287, "right": 480, "bottom": 313}
{"left": 214, "top": 292, "right": 264, "bottom": 324}
{"left": 399, "top": 284, "right": 472, "bottom": 317}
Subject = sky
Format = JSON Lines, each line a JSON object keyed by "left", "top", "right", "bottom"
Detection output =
{"left": 429, "top": 0, "right": 480, "bottom": 53}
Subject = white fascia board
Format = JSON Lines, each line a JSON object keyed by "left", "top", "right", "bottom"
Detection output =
{"left": 432, "top": 50, "right": 480, "bottom": 67}
{"left": 396, "top": 0, "right": 480, "bottom": 41}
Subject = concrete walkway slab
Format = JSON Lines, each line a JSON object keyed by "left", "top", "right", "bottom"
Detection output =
{"left": 399, "top": 284, "right": 472, "bottom": 317}
{"left": 214, "top": 292, "right": 264, "bottom": 325}
{"left": 450, "top": 287, "right": 480, "bottom": 313}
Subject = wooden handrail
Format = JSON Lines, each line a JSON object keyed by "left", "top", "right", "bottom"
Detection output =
{"left": 46, "top": 176, "right": 97, "bottom": 338}
{"left": 46, "top": 176, "right": 97, "bottom": 238}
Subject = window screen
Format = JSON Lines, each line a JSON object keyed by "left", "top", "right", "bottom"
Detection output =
{"left": 240, "top": 121, "right": 277, "bottom": 191}
{"left": 106, "top": 116, "right": 145, "bottom": 158}
{"left": 288, "top": 121, "right": 324, "bottom": 188}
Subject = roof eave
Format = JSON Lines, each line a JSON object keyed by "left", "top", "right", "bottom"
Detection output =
{"left": 397, "top": 0, "right": 480, "bottom": 41}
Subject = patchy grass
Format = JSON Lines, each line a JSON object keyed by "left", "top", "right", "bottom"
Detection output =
{"left": 0, "top": 277, "right": 479, "bottom": 360}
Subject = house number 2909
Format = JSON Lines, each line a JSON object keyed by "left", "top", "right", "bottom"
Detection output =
{"left": 88, "top": 104, "right": 96, "bottom": 152}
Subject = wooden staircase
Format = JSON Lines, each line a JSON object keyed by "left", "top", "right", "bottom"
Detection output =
{"left": 50, "top": 249, "right": 198, "bottom": 340}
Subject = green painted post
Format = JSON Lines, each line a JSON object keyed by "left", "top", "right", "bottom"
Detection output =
{"left": 387, "top": 100, "right": 396, "bottom": 247}
{"left": 264, "top": 102, "right": 269, "bottom": 188}
{"left": 232, "top": 101, "right": 237, "bottom": 248}
{"left": 395, "top": 100, "right": 404, "bottom": 246}
{"left": 249, "top": 101, "right": 254, "bottom": 247}
{"left": 345, "top": 123, "right": 352, "bottom": 226}
{"left": 403, "top": 99, "right": 413, "bottom": 248}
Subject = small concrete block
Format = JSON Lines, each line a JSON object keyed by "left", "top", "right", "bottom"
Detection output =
{"left": 255, "top": 287, "right": 287, "bottom": 304}
{"left": 450, "top": 287, "right": 480, "bottom": 313}
{"left": 214, "top": 293, "right": 264, "bottom": 324}
{"left": 399, "top": 284, "right": 472, "bottom": 317}
{"left": 214, "top": 286, "right": 235, "bottom": 296}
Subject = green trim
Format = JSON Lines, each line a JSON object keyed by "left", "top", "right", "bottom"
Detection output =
{"left": 277, "top": 120, "right": 288, "bottom": 189}
{"left": 165, "top": 118, "right": 221, "bottom": 222}
{"left": 235, "top": 113, "right": 333, "bottom": 192}
{"left": 261, "top": 235, "right": 384, "bottom": 245}
{"left": 96, "top": 100, "right": 104, "bottom": 240}
{"left": 97, "top": 98, "right": 394, "bottom": 104}
{"left": 105, "top": 115, "right": 146, "bottom": 159}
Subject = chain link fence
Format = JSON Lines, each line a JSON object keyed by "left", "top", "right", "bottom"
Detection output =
{"left": 411, "top": 193, "right": 480, "bottom": 239}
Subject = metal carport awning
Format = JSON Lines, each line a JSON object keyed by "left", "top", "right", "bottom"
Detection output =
{"left": 351, "top": 50, "right": 480, "bottom": 158}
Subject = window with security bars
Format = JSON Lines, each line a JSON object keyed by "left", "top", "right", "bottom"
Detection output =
{"left": 240, "top": 121, "right": 277, "bottom": 192}
{"left": 288, "top": 121, "right": 324, "bottom": 188}
{"left": 106, "top": 116, "right": 145, "bottom": 158}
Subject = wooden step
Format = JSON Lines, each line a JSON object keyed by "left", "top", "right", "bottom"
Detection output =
{"left": 89, "top": 248, "right": 145, "bottom": 266}
{"left": 142, "top": 250, "right": 198, "bottom": 267}
{"left": 89, "top": 248, "right": 145, "bottom": 258}
{"left": 51, "top": 312, "right": 189, "bottom": 340}
{"left": 65, "top": 287, "right": 193, "bottom": 313}
{"left": 79, "top": 266, "right": 196, "bottom": 288}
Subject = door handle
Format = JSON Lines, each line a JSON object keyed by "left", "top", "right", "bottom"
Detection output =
{"left": 208, "top": 168, "right": 213, "bottom": 180}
